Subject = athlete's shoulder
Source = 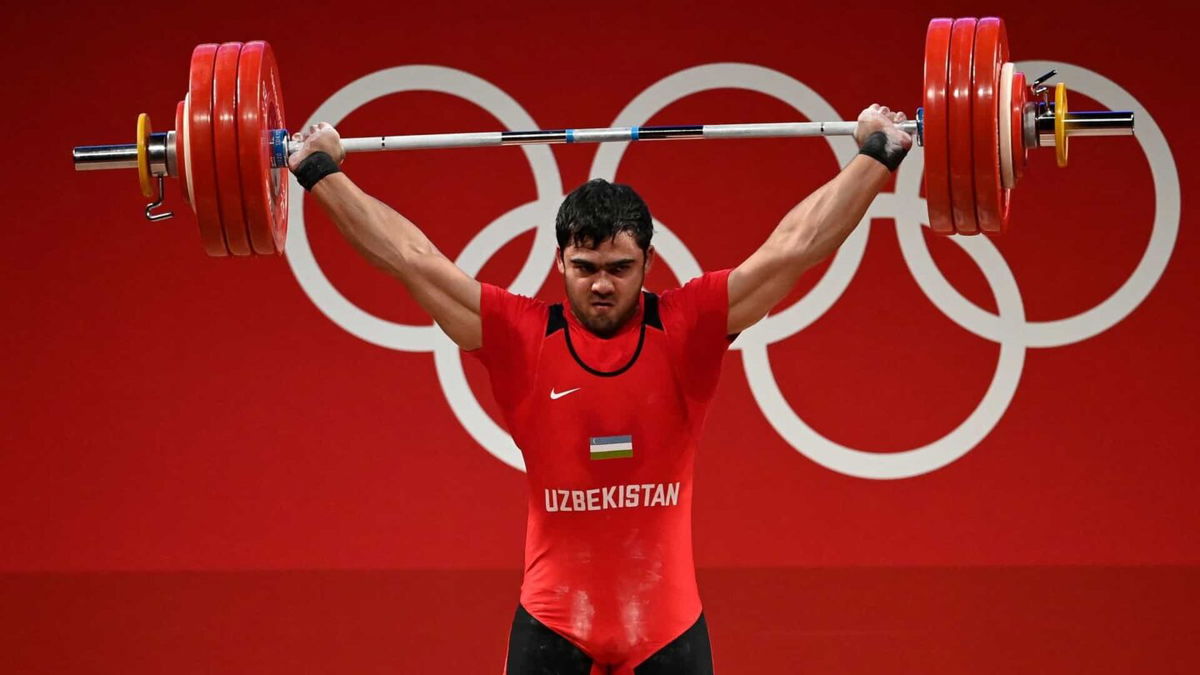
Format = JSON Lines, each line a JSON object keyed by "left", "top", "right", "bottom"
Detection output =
{"left": 474, "top": 283, "right": 551, "bottom": 362}
{"left": 480, "top": 283, "right": 549, "bottom": 322}
{"left": 658, "top": 269, "right": 732, "bottom": 315}
{"left": 472, "top": 285, "right": 549, "bottom": 395}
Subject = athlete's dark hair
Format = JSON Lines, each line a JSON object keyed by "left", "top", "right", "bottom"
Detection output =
{"left": 555, "top": 178, "right": 653, "bottom": 255}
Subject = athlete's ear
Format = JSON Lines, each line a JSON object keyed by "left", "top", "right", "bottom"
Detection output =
{"left": 555, "top": 247, "right": 565, "bottom": 275}
{"left": 644, "top": 246, "right": 655, "bottom": 273}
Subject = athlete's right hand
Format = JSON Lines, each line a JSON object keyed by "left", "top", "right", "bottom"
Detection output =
{"left": 288, "top": 122, "right": 346, "bottom": 172}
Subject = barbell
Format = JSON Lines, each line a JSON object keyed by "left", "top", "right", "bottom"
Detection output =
{"left": 71, "top": 17, "right": 1135, "bottom": 256}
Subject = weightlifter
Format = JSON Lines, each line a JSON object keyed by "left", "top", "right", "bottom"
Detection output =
{"left": 286, "top": 104, "right": 911, "bottom": 675}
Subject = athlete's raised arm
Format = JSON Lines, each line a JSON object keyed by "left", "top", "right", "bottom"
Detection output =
{"left": 288, "top": 123, "right": 483, "bottom": 350}
{"left": 726, "top": 104, "right": 912, "bottom": 334}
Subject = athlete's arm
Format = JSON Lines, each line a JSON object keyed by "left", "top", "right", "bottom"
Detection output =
{"left": 726, "top": 105, "right": 912, "bottom": 334}
{"left": 289, "top": 123, "right": 483, "bottom": 351}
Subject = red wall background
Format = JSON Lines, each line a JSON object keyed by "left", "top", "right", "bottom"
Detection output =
{"left": 3, "top": 0, "right": 1197, "bottom": 672}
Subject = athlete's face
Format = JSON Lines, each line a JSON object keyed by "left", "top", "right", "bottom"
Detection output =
{"left": 556, "top": 232, "right": 654, "bottom": 338}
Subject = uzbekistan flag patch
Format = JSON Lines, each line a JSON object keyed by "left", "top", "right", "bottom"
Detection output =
{"left": 589, "top": 435, "right": 633, "bottom": 460}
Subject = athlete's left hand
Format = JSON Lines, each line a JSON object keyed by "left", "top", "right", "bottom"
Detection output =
{"left": 853, "top": 104, "right": 913, "bottom": 152}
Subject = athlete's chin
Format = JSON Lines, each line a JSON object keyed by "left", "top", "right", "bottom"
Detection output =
{"left": 581, "top": 307, "right": 630, "bottom": 337}
{"left": 568, "top": 296, "right": 636, "bottom": 337}
{"left": 583, "top": 315, "right": 620, "bottom": 337}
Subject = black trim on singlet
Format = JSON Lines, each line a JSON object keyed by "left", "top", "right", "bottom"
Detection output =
{"left": 546, "top": 304, "right": 568, "bottom": 337}
{"left": 545, "top": 292, "right": 662, "bottom": 377}
{"left": 644, "top": 293, "right": 663, "bottom": 330}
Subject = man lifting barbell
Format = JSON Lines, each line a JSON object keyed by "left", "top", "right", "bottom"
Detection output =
{"left": 284, "top": 105, "right": 909, "bottom": 675}
{"left": 68, "top": 15, "right": 1137, "bottom": 674}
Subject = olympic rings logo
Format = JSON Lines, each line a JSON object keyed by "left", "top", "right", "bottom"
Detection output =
{"left": 285, "top": 61, "right": 1179, "bottom": 480}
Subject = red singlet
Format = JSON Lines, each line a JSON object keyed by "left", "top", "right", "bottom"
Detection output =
{"left": 471, "top": 270, "right": 733, "bottom": 670}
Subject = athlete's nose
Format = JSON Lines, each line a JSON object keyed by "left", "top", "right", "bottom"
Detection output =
{"left": 592, "top": 275, "right": 615, "bottom": 296}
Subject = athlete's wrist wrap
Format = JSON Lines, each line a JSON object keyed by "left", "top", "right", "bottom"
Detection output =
{"left": 857, "top": 131, "right": 908, "bottom": 172}
{"left": 293, "top": 151, "right": 341, "bottom": 191}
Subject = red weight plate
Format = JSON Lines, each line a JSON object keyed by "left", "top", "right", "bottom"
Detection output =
{"left": 971, "top": 18, "right": 1010, "bottom": 234}
{"left": 922, "top": 18, "right": 954, "bottom": 234}
{"left": 175, "top": 100, "right": 191, "bottom": 208}
{"left": 947, "top": 17, "right": 978, "bottom": 235}
{"left": 237, "top": 41, "right": 288, "bottom": 255}
{"left": 188, "top": 44, "right": 229, "bottom": 257}
{"left": 212, "top": 42, "right": 253, "bottom": 256}
{"left": 1011, "top": 70, "right": 1028, "bottom": 183}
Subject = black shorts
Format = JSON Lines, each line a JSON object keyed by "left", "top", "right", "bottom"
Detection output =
{"left": 504, "top": 604, "right": 714, "bottom": 675}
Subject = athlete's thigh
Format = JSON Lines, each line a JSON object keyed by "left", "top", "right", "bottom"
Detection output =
{"left": 633, "top": 613, "right": 714, "bottom": 675}
{"left": 505, "top": 605, "right": 593, "bottom": 675}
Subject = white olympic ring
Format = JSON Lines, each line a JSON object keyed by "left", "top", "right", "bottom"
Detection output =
{"left": 286, "top": 60, "right": 1179, "bottom": 479}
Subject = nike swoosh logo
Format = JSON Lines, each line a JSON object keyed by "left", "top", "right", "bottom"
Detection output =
{"left": 550, "top": 387, "right": 582, "bottom": 400}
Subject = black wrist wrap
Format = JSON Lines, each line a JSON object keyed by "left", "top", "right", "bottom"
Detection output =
{"left": 857, "top": 131, "right": 907, "bottom": 172}
{"left": 294, "top": 152, "right": 342, "bottom": 191}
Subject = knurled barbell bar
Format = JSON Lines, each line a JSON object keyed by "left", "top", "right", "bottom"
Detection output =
{"left": 71, "top": 17, "right": 1135, "bottom": 257}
